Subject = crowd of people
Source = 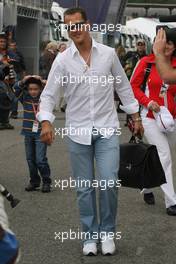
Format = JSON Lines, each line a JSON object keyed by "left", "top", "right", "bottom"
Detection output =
{"left": 1, "top": 6, "right": 176, "bottom": 262}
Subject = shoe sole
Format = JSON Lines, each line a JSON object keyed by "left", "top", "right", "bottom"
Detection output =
{"left": 102, "top": 250, "right": 116, "bottom": 256}
{"left": 144, "top": 201, "right": 155, "bottom": 205}
{"left": 83, "top": 252, "right": 97, "bottom": 256}
{"left": 25, "top": 187, "right": 40, "bottom": 192}
{"left": 167, "top": 212, "right": 176, "bottom": 216}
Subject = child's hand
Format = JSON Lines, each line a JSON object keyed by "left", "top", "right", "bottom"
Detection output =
{"left": 20, "top": 75, "right": 32, "bottom": 86}
{"left": 42, "top": 80, "right": 47, "bottom": 86}
{"left": 32, "top": 75, "right": 42, "bottom": 81}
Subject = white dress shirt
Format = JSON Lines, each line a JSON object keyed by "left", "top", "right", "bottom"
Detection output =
{"left": 37, "top": 39, "right": 139, "bottom": 145}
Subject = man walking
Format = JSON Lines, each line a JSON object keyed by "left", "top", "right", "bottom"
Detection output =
{"left": 37, "top": 7, "right": 143, "bottom": 256}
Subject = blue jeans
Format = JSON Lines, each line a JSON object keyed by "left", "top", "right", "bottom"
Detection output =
{"left": 24, "top": 136, "right": 51, "bottom": 185}
{"left": 66, "top": 131, "right": 119, "bottom": 244}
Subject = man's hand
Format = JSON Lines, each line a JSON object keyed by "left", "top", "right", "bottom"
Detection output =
{"left": 41, "top": 121, "right": 55, "bottom": 145}
{"left": 148, "top": 101, "right": 160, "bottom": 113}
{"left": 152, "top": 28, "right": 176, "bottom": 84}
{"left": 133, "top": 120, "right": 144, "bottom": 138}
{"left": 131, "top": 113, "right": 144, "bottom": 137}
{"left": 153, "top": 28, "right": 167, "bottom": 56}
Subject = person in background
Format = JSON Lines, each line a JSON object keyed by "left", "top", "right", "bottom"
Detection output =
{"left": 39, "top": 42, "right": 58, "bottom": 80}
{"left": 131, "top": 37, "right": 176, "bottom": 216}
{"left": 8, "top": 42, "right": 26, "bottom": 80}
{"left": 0, "top": 63, "right": 15, "bottom": 130}
{"left": 13, "top": 76, "right": 52, "bottom": 193}
{"left": 8, "top": 41, "right": 26, "bottom": 119}
{"left": 0, "top": 194, "right": 20, "bottom": 264}
{"left": 115, "top": 44, "right": 127, "bottom": 113}
{"left": 0, "top": 33, "right": 8, "bottom": 64}
{"left": 55, "top": 42, "right": 67, "bottom": 112}
{"left": 115, "top": 44, "right": 126, "bottom": 67}
{"left": 124, "top": 39, "right": 147, "bottom": 80}
{"left": 40, "top": 41, "right": 50, "bottom": 57}
{"left": 123, "top": 39, "right": 147, "bottom": 125}
{"left": 58, "top": 43, "right": 67, "bottom": 53}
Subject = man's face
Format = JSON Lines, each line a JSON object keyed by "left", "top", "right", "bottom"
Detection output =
{"left": 137, "top": 42, "right": 146, "bottom": 53}
{"left": 64, "top": 12, "right": 89, "bottom": 45}
{"left": 28, "top": 84, "right": 41, "bottom": 98}
{"left": 0, "top": 38, "right": 7, "bottom": 50}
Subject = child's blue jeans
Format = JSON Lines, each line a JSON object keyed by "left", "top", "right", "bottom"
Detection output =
{"left": 24, "top": 136, "right": 51, "bottom": 185}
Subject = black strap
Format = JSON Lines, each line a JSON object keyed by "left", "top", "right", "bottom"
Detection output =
{"left": 141, "top": 63, "right": 152, "bottom": 93}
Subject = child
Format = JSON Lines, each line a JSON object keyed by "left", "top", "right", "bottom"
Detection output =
{"left": 13, "top": 76, "right": 52, "bottom": 193}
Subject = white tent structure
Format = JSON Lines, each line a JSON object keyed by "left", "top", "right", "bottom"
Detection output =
{"left": 126, "top": 17, "right": 176, "bottom": 42}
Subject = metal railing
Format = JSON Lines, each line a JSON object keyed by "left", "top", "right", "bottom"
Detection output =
{"left": 9, "top": 0, "right": 53, "bottom": 10}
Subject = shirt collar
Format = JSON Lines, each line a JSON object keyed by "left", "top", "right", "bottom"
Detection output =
{"left": 70, "top": 38, "right": 98, "bottom": 58}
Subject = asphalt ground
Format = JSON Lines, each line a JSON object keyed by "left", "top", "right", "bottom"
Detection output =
{"left": 0, "top": 112, "right": 176, "bottom": 264}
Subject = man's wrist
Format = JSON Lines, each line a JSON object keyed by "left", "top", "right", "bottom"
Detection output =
{"left": 131, "top": 113, "right": 142, "bottom": 122}
{"left": 132, "top": 117, "right": 142, "bottom": 123}
{"left": 131, "top": 112, "right": 140, "bottom": 118}
{"left": 154, "top": 51, "right": 163, "bottom": 57}
{"left": 154, "top": 52, "right": 166, "bottom": 62}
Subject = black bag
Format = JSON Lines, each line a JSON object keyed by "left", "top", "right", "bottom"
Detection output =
{"left": 119, "top": 136, "right": 166, "bottom": 189}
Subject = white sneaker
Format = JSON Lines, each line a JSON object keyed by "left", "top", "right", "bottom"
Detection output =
{"left": 101, "top": 236, "right": 116, "bottom": 255}
{"left": 83, "top": 242, "right": 97, "bottom": 256}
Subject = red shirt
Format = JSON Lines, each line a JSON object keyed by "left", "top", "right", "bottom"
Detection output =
{"left": 130, "top": 53, "right": 176, "bottom": 119}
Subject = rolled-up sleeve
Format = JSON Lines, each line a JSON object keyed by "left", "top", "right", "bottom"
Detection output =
{"left": 37, "top": 55, "right": 64, "bottom": 123}
{"left": 111, "top": 50, "right": 139, "bottom": 114}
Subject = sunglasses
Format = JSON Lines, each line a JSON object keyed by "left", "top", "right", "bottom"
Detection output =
{"left": 65, "top": 21, "right": 86, "bottom": 32}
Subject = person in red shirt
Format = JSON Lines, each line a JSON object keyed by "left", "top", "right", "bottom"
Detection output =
{"left": 131, "top": 40, "right": 176, "bottom": 216}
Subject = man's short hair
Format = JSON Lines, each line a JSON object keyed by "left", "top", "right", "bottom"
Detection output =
{"left": 64, "top": 7, "right": 87, "bottom": 21}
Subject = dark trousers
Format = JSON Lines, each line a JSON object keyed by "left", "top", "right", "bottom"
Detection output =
{"left": 24, "top": 136, "right": 51, "bottom": 185}
{"left": 0, "top": 109, "right": 10, "bottom": 124}
{"left": 11, "top": 96, "right": 18, "bottom": 115}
